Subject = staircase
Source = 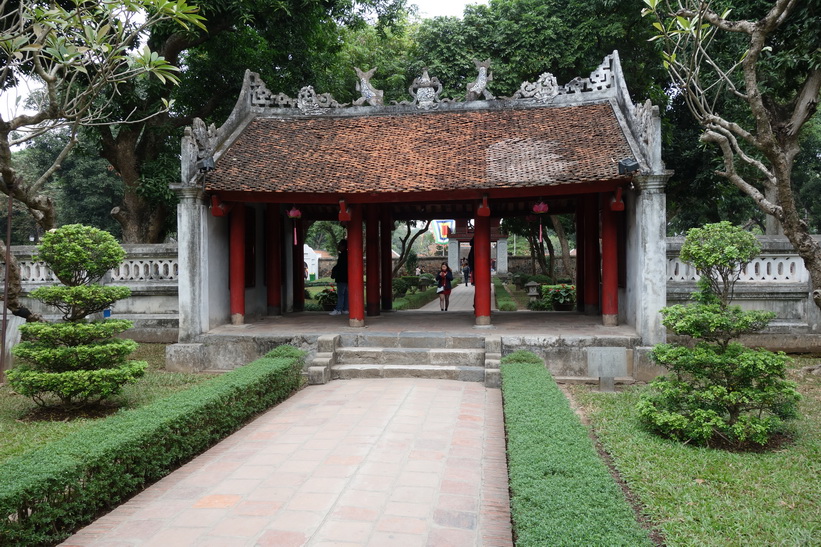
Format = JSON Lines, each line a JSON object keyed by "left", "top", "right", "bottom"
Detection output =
{"left": 307, "top": 333, "right": 502, "bottom": 388}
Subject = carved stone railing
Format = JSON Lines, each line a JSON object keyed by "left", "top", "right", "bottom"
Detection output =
{"left": 9, "top": 244, "right": 179, "bottom": 322}
{"left": 667, "top": 236, "right": 821, "bottom": 336}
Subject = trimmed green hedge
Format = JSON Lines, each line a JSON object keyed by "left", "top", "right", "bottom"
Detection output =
{"left": 501, "top": 352, "right": 651, "bottom": 546}
{"left": 0, "top": 346, "right": 305, "bottom": 545}
{"left": 493, "top": 277, "right": 518, "bottom": 311}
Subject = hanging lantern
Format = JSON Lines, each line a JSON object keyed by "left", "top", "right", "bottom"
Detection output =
{"left": 532, "top": 201, "right": 549, "bottom": 242}
{"left": 287, "top": 206, "right": 302, "bottom": 245}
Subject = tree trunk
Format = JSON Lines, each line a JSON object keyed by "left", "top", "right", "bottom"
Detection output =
{"left": 551, "top": 215, "right": 574, "bottom": 278}
{"left": 0, "top": 240, "right": 43, "bottom": 321}
{"left": 392, "top": 220, "right": 431, "bottom": 277}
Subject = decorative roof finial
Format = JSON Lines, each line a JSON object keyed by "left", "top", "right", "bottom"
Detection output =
{"left": 466, "top": 59, "right": 494, "bottom": 102}
{"left": 353, "top": 67, "right": 384, "bottom": 106}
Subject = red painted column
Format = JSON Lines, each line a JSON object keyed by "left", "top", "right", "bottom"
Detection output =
{"left": 348, "top": 205, "right": 365, "bottom": 327}
{"left": 229, "top": 203, "right": 246, "bottom": 324}
{"left": 601, "top": 198, "right": 619, "bottom": 326}
{"left": 474, "top": 214, "right": 492, "bottom": 325}
{"left": 583, "top": 194, "right": 600, "bottom": 315}
{"left": 575, "top": 199, "right": 585, "bottom": 311}
{"left": 292, "top": 218, "right": 304, "bottom": 312}
{"left": 380, "top": 209, "right": 393, "bottom": 311}
{"left": 366, "top": 205, "right": 380, "bottom": 316}
{"left": 266, "top": 204, "right": 282, "bottom": 315}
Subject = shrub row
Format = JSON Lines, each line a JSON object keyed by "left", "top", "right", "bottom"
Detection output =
{"left": 393, "top": 285, "right": 441, "bottom": 310}
{"left": 500, "top": 351, "right": 651, "bottom": 546}
{"left": 0, "top": 345, "right": 306, "bottom": 546}
{"left": 493, "top": 277, "right": 517, "bottom": 311}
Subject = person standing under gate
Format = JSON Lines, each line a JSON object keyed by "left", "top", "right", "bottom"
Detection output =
{"left": 437, "top": 262, "right": 453, "bottom": 311}
{"left": 330, "top": 239, "right": 348, "bottom": 315}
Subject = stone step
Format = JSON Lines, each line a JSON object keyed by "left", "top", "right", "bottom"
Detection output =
{"left": 339, "top": 333, "right": 485, "bottom": 349}
{"left": 332, "top": 364, "right": 485, "bottom": 382}
{"left": 335, "top": 347, "right": 485, "bottom": 367}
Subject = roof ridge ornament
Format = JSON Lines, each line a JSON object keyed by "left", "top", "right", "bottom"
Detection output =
{"left": 353, "top": 67, "right": 384, "bottom": 106}
{"left": 297, "top": 86, "right": 347, "bottom": 115}
{"left": 509, "top": 53, "right": 615, "bottom": 102}
{"left": 466, "top": 59, "right": 494, "bottom": 102}
{"left": 510, "top": 72, "right": 560, "bottom": 103}
{"left": 404, "top": 68, "right": 443, "bottom": 110}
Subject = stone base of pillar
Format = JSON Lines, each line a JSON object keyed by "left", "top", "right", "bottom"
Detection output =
{"left": 475, "top": 315, "right": 491, "bottom": 326}
{"left": 349, "top": 318, "right": 365, "bottom": 327}
{"left": 231, "top": 313, "right": 244, "bottom": 325}
{"left": 602, "top": 314, "right": 618, "bottom": 327}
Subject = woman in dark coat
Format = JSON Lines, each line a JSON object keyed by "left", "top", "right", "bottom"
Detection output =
{"left": 437, "top": 262, "right": 454, "bottom": 311}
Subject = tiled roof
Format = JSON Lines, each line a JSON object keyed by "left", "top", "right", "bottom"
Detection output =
{"left": 205, "top": 103, "right": 634, "bottom": 196}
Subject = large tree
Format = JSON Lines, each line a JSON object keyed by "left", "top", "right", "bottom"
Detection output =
{"left": 643, "top": 0, "right": 821, "bottom": 308}
{"left": 91, "top": 0, "right": 405, "bottom": 243}
{"left": 0, "top": 0, "right": 203, "bottom": 316}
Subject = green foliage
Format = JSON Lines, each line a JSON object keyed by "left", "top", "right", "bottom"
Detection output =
{"left": 680, "top": 222, "right": 760, "bottom": 306}
{"left": 5, "top": 361, "right": 148, "bottom": 408}
{"left": 493, "top": 277, "right": 518, "bottom": 311}
{"left": 7, "top": 225, "right": 140, "bottom": 408}
{"left": 639, "top": 222, "right": 801, "bottom": 447}
{"left": 36, "top": 225, "right": 125, "bottom": 286}
{"left": 18, "top": 319, "right": 133, "bottom": 346}
{"left": 314, "top": 286, "right": 338, "bottom": 306}
{"left": 0, "top": 348, "right": 305, "bottom": 545}
{"left": 392, "top": 286, "right": 440, "bottom": 310}
{"left": 12, "top": 339, "right": 138, "bottom": 373}
{"left": 501, "top": 357, "right": 652, "bottom": 546}
{"left": 29, "top": 285, "right": 132, "bottom": 322}
{"left": 392, "top": 277, "right": 410, "bottom": 297}
{"left": 526, "top": 283, "right": 576, "bottom": 310}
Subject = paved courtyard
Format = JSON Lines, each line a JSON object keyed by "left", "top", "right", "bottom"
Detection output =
{"left": 62, "top": 378, "right": 512, "bottom": 546}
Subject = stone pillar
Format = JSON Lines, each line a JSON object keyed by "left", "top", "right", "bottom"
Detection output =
{"left": 380, "top": 210, "right": 393, "bottom": 311}
{"left": 448, "top": 239, "right": 460, "bottom": 274}
{"left": 496, "top": 238, "right": 508, "bottom": 274}
{"left": 474, "top": 215, "right": 492, "bottom": 325}
{"left": 634, "top": 174, "right": 670, "bottom": 345}
{"left": 229, "top": 203, "right": 246, "bottom": 325}
{"left": 348, "top": 205, "right": 365, "bottom": 327}
{"left": 266, "top": 204, "right": 282, "bottom": 315}
{"left": 175, "top": 187, "right": 209, "bottom": 342}
{"left": 366, "top": 205, "right": 380, "bottom": 316}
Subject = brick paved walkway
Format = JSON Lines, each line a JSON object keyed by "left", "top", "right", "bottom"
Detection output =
{"left": 62, "top": 379, "right": 512, "bottom": 546}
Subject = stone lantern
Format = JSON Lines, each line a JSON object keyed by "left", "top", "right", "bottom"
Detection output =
{"left": 525, "top": 281, "right": 540, "bottom": 303}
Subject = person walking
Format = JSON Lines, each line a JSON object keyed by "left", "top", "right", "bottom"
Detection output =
{"left": 330, "top": 239, "right": 348, "bottom": 315}
{"left": 461, "top": 258, "right": 470, "bottom": 286}
{"left": 437, "top": 262, "right": 453, "bottom": 311}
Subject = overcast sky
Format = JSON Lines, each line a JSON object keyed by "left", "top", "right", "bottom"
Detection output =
{"left": 410, "top": 0, "right": 488, "bottom": 18}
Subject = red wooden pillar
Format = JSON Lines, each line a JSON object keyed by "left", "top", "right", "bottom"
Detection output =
{"left": 583, "top": 194, "right": 600, "bottom": 315}
{"left": 229, "top": 203, "right": 246, "bottom": 324}
{"left": 380, "top": 209, "right": 393, "bottom": 311}
{"left": 575, "top": 199, "right": 585, "bottom": 311}
{"left": 266, "top": 204, "right": 282, "bottom": 315}
{"left": 474, "top": 214, "right": 492, "bottom": 325}
{"left": 292, "top": 218, "right": 304, "bottom": 312}
{"left": 601, "top": 197, "right": 619, "bottom": 326}
{"left": 601, "top": 188, "right": 624, "bottom": 327}
{"left": 348, "top": 205, "right": 365, "bottom": 327}
{"left": 366, "top": 205, "right": 380, "bottom": 316}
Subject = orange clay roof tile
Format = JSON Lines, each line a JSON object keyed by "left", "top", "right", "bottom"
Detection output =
{"left": 205, "top": 102, "right": 633, "bottom": 195}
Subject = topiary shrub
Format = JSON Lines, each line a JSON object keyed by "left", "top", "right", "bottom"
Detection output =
{"left": 7, "top": 225, "right": 147, "bottom": 408}
{"left": 637, "top": 222, "right": 801, "bottom": 447}
{"left": 392, "top": 277, "right": 410, "bottom": 298}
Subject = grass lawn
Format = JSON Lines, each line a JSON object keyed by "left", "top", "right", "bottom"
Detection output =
{"left": 569, "top": 356, "right": 821, "bottom": 546}
{"left": 0, "top": 343, "right": 214, "bottom": 463}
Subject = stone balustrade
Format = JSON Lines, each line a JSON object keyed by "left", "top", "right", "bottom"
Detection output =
{"left": 4, "top": 236, "right": 819, "bottom": 347}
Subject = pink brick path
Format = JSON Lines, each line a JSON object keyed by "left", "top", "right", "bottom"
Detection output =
{"left": 61, "top": 379, "right": 512, "bottom": 546}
